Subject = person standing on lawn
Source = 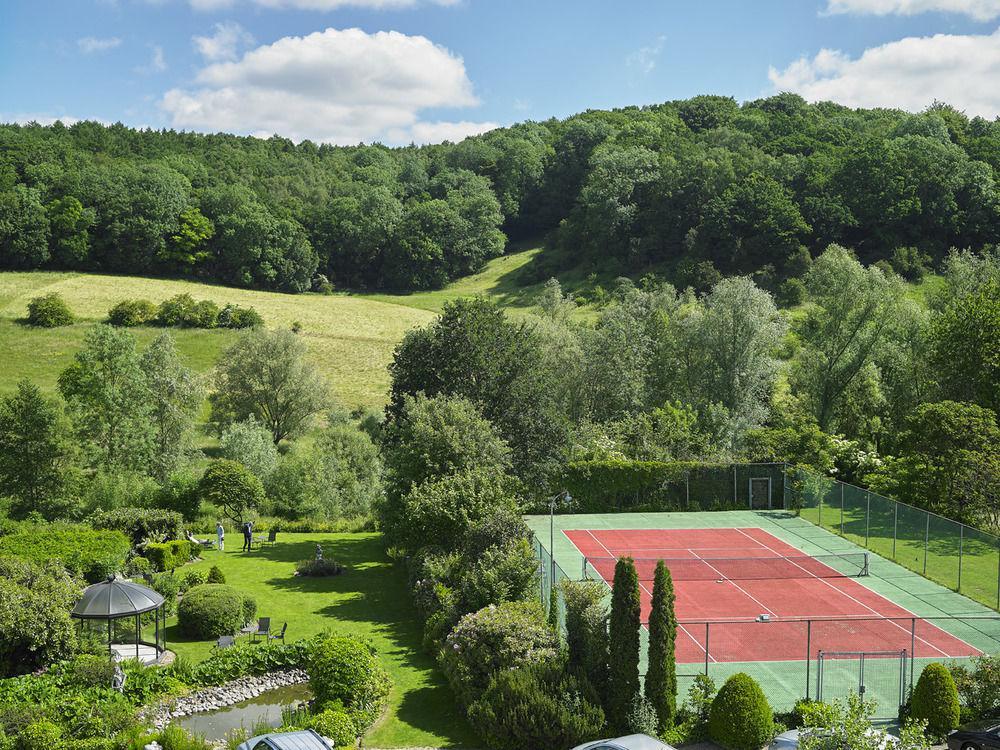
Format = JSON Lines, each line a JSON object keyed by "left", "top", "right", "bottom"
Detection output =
{"left": 216, "top": 521, "right": 225, "bottom": 551}
{"left": 242, "top": 520, "right": 253, "bottom": 552}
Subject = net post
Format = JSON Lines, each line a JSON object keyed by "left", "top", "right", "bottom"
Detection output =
{"left": 909, "top": 618, "right": 916, "bottom": 694}
{"left": 865, "top": 491, "right": 870, "bottom": 548}
{"left": 805, "top": 619, "right": 812, "bottom": 700}
{"left": 704, "top": 623, "right": 710, "bottom": 676}
{"left": 840, "top": 483, "right": 845, "bottom": 536}
{"left": 582, "top": 556, "right": 588, "bottom": 580}
{"left": 958, "top": 524, "right": 964, "bottom": 593}
{"left": 862, "top": 552, "right": 870, "bottom": 577}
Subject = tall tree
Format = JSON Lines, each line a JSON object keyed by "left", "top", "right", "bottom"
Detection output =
{"left": 608, "top": 556, "right": 641, "bottom": 730}
{"left": 0, "top": 380, "right": 76, "bottom": 519}
{"left": 198, "top": 459, "right": 265, "bottom": 526}
{"left": 58, "top": 324, "right": 153, "bottom": 470}
{"left": 211, "top": 328, "right": 328, "bottom": 443}
{"left": 645, "top": 560, "right": 677, "bottom": 732}
{"left": 791, "top": 245, "right": 904, "bottom": 431}
{"left": 0, "top": 184, "right": 50, "bottom": 269}
{"left": 388, "top": 298, "right": 569, "bottom": 486}
{"left": 141, "top": 332, "right": 203, "bottom": 480}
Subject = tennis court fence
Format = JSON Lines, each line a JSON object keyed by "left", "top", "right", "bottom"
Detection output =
{"left": 789, "top": 467, "right": 1000, "bottom": 612}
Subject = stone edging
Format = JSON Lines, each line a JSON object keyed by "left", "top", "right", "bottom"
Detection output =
{"left": 141, "top": 668, "right": 309, "bottom": 730}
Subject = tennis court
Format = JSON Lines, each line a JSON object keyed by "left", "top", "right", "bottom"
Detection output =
{"left": 528, "top": 510, "right": 1000, "bottom": 715}
{"left": 568, "top": 527, "right": 979, "bottom": 663}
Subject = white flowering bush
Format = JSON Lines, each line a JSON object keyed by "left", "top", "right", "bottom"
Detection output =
{"left": 438, "top": 601, "right": 558, "bottom": 706}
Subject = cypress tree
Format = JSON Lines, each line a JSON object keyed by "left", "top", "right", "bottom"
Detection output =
{"left": 645, "top": 560, "right": 677, "bottom": 732}
{"left": 608, "top": 556, "right": 641, "bottom": 730}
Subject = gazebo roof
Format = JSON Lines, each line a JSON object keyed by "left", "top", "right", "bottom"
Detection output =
{"left": 71, "top": 577, "right": 165, "bottom": 619}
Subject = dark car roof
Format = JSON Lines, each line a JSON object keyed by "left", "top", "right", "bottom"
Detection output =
{"left": 959, "top": 720, "right": 1000, "bottom": 733}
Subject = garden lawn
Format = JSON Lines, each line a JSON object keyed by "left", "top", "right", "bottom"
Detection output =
{"left": 165, "top": 532, "right": 478, "bottom": 749}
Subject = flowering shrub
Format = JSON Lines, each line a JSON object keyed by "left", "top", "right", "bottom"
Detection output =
{"left": 438, "top": 601, "right": 558, "bottom": 706}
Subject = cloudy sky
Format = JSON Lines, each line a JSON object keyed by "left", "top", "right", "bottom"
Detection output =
{"left": 2, "top": 0, "right": 1000, "bottom": 145}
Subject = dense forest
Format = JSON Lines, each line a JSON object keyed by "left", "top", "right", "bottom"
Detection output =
{"left": 3, "top": 93, "right": 1000, "bottom": 293}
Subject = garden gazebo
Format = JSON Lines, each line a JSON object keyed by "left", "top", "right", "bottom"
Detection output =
{"left": 71, "top": 576, "right": 167, "bottom": 665}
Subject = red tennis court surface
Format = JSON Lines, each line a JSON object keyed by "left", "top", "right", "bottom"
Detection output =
{"left": 566, "top": 527, "right": 980, "bottom": 663}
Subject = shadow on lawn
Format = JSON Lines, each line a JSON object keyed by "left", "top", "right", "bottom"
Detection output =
{"left": 258, "top": 535, "right": 478, "bottom": 748}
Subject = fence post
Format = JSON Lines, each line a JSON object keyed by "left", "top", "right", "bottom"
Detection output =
{"left": 958, "top": 525, "right": 964, "bottom": 593}
{"left": 893, "top": 502, "right": 898, "bottom": 560}
{"left": 924, "top": 515, "right": 929, "bottom": 576}
{"left": 733, "top": 465, "right": 738, "bottom": 508}
{"left": 996, "top": 539, "right": 1000, "bottom": 611}
{"left": 686, "top": 472, "right": 690, "bottom": 509}
{"left": 865, "top": 492, "right": 871, "bottom": 548}
{"left": 818, "top": 481, "right": 823, "bottom": 528}
{"left": 704, "top": 623, "right": 710, "bottom": 676}
{"left": 805, "top": 620, "right": 812, "bottom": 700}
{"left": 840, "top": 483, "right": 845, "bottom": 536}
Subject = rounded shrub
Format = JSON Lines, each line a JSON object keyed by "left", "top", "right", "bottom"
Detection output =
{"left": 468, "top": 662, "right": 605, "bottom": 750}
{"left": 439, "top": 601, "right": 559, "bottom": 707}
{"left": 708, "top": 672, "right": 775, "bottom": 750}
{"left": 26, "top": 293, "right": 74, "bottom": 328}
{"left": 107, "top": 299, "right": 157, "bottom": 327}
{"left": 911, "top": 662, "right": 960, "bottom": 738}
{"left": 206, "top": 566, "right": 226, "bottom": 584}
{"left": 177, "top": 584, "right": 256, "bottom": 639}
{"left": 307, "top": 634, "right": 391, "bottom": 732}
{"left": 309, "top": 710, "right": 356, "bottom": 747}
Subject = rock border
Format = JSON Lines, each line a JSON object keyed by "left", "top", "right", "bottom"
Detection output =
{"left": 142, "top": 668, "right": 309, "bottom": 730}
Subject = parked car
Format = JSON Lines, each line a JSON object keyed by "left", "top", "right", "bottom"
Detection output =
{"left": 571, "top": 735, "right": 677, "bottom": 750}
{"left": 236, "top": 729, "right": 332, "bottom": 750}
{"left": 947, "top": 720, "right": 1000, "bottom": 750}
{"left": 769, "top": 727, "right": 898, "bottom": 749}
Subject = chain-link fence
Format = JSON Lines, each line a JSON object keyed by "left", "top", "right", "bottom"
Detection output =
{"left": 792, "top": 467, "right": 1000, "bottom": 612}
{"left": 673, "top": 615, "right": 1000, "bottom": 717}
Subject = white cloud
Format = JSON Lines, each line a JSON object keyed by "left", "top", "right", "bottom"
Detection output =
{"left": 78, "top": 36, "right": 122, "bottom": 53}
{"left": 136, "top": 44, "right": 168, "bottom": 73}
{"left": 626, "top": 35, "right": 666, "bottom": 74}
{"left": 193, "top": 21, "right": 254, "bottom": 61}
{"left": 388, "top": 120, "right": 499, "bottom": 143}
{"left": 160, "top": 27, "right": 494, "bottom": 144}
{"left": 825, "top": 0, "right": 1000, "bottom": 20}
{"left": 188, "top": 0, "right": 458, "bottom": 10}
{"left": 769, "top": 27, "right": 1000, "bottom": 117}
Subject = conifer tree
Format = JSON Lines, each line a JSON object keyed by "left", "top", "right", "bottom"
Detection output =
{"left": 608, "top": 556, "right": 641, "bottom": 729}
{"left": 645, "top": 560, "right": 677, "bottom": 731}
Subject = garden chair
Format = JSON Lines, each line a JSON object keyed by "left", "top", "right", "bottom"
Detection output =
{"left": 251, "top": 617, "right": 271, "bottom": 643}
{"left": 268, "top": 623, "right": 287, "bottom": 644}
{"left": 263, "top": 529, "right": 277, "bottom": 547}
{"left": 215, "top": 635, "right": 235, "bottom": 650}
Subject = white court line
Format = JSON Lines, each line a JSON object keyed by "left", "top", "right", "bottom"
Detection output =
{"left": 734, "top": 527, "right": 952, "bottom": 658}
{"left": 584, "top": 529, "right": 714, "bottom": 663}
{"left": 687, "top": 548, "right": 776, "bottom": 618}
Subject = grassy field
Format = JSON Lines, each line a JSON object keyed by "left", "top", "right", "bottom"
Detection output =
{"left": 166, "top": 532, "right": 478, "bottom": 749}
{"left": 0, "top": 247, "right": 556, "bottom": 410}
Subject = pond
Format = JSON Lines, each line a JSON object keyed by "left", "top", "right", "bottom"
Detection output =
{"left": 173, "top": 683, "right": 312, "bottom": 742}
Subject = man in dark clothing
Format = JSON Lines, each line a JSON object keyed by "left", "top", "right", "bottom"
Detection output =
{"left": 242, "top": 520, "right": 253, "bottom": 552}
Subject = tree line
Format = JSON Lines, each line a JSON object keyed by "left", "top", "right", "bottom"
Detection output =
{"left": 3, "top": 93, "right": 1000, "bottom": 293}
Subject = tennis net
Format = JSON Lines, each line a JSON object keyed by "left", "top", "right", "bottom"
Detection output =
{"left": 583, "top": 552, "right": 870, "bottom": 582}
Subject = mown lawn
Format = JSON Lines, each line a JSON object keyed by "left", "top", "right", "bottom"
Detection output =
{"left": 166, "top": 532, "right": 478, "bottom": 749}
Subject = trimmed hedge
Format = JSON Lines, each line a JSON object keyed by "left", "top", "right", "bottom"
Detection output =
{"left": 177, "top": 584, "right": 256, "bottom": 639}
{"left": 26, "top": 293, "right": 74, "bottom": 328}
{"left": 0, "top": 526, "right": 130, "bottom": 583}
{"left": 307, "top": 633, "right": 391, "bottom": 732}
{"left": 708, "top": 673, "right": 774, "bottom": 750}
{"left": 911, "top": 662, "right": 960, "bottom": 738}
{"left": 559, "top": 460, "right": 747, "bottom": 513}
{"left": 145, "top": 540, "right": 197, "bottom": 572}
{"left": 88, "top": 507, "right": 184, "bottom": 547}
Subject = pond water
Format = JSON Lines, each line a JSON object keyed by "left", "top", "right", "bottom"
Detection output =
{"left": 173, "top": 683, "right": 312, "bottom": 742}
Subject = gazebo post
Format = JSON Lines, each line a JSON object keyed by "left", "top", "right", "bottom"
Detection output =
{"left": 107, "top": 619, "right": 113, "bottom": 659}
{"left": 135, "top": 614, "right": 140, "bottom": 660}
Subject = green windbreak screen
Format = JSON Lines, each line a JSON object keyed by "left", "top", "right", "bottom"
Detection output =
{"left": 961, "top": 527, "right": 1000, "bottom": 610}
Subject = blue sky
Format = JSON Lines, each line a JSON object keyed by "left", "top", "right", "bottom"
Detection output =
{"left": 2, "top": 0, "right": 999, "bottom": 145}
